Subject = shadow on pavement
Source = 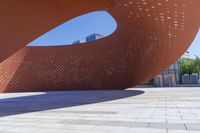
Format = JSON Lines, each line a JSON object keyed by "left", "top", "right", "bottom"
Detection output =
{"left": 0, "top": 90, "right": 144, "bottom": 117}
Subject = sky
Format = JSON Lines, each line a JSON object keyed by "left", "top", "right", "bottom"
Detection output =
{"left": 28, "top": 11, "right": 199, "bottom": 58}
{"left": 28, "top": 11, "right": 117, "bottom": 46}
{"left": 188, "top": 29, "right": 200, "bottom": 58}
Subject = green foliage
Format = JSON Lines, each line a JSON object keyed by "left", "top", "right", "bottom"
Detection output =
{"left": 193, "top": 56, "right": 200, "bottom": 74}
{"left": 180, "top": 56, "right": 200, "bottom": 75}
{"left": 180, "top": 59, "right": 193, "bottom": 75}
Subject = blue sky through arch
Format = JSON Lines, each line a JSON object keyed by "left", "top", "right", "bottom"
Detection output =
{"left": 27, "top": 11, "right": 199, "bottom": 58}
{"left": 188, "top": 29, "right": 200, "bottom": 58}
{"left": 28, "top": 11, "right": 117, "bottom": 46}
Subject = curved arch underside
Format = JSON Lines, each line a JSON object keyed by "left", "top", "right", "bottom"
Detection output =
{"left": 0, "top": 0, "right": 200, "bottom": 92}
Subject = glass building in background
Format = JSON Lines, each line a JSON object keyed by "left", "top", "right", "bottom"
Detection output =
{"left": 154, "top": 61, "right": 180, "bottom": 87}
{"left": 86, "top": 33, "right": 103, "bottom": 42}
{"left": 72, "top": 40, "right": 80, "bottom": 44}
{"left": 72, "top": 33, "right": 103, "bottom": 44}
{"left": 154, "top": 51, "right": 192, "bottom": 87}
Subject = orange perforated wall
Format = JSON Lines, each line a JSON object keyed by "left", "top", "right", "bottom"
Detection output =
{"left": 0, "top": 0, "right": 199, "bottom": 92}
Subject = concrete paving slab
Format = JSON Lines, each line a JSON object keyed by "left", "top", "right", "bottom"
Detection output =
{"left": 0, "top": 87, "right": 200, "bottom": 132}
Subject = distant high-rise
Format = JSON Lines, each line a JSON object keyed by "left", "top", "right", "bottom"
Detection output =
{"left": 72, "top": 33, "right": 103, "bottom": 44}
{"left": 86, "top": 33, "right": 103, "bottom": 42}
{"left": 72, "top": 40, "right": 80, "bottom": 44}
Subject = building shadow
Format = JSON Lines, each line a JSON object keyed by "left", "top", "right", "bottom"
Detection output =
{"left": 0, "top": 90, "right": 144, "bottom": 117}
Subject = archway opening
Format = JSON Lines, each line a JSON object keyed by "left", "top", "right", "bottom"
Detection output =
{"left": 27, "top": 11, "right": 117, "bottom": 46}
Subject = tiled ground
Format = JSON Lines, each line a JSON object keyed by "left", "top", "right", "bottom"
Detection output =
{"left": 0, "top": 87, "right": 200, "bottom": 133}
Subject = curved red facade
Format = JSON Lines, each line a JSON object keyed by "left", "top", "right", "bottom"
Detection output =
{"left": 0, "top": 0, "right": 200, "bottom": 92}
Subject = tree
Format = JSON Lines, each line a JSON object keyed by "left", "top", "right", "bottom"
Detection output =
{"left": 192, "top": 56, "right": 200, "bottom": 74}
{"left": 180, "top": 59, "right": 193, "bottom": 75}
{"left": 180, "top": 55, "right": 200, "bottom": 75}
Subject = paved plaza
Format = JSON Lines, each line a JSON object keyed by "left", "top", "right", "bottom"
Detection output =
{"left": 0, "top": 87, "right": 200, "bottom": 133}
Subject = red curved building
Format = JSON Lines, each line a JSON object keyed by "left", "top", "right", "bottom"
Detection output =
{"left": 0, "top": 0, "right": 199, "bottom": 92}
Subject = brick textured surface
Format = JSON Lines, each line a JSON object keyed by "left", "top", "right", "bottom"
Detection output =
{"left": 0, "top": 0, "right": 200, "bottom": 92}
